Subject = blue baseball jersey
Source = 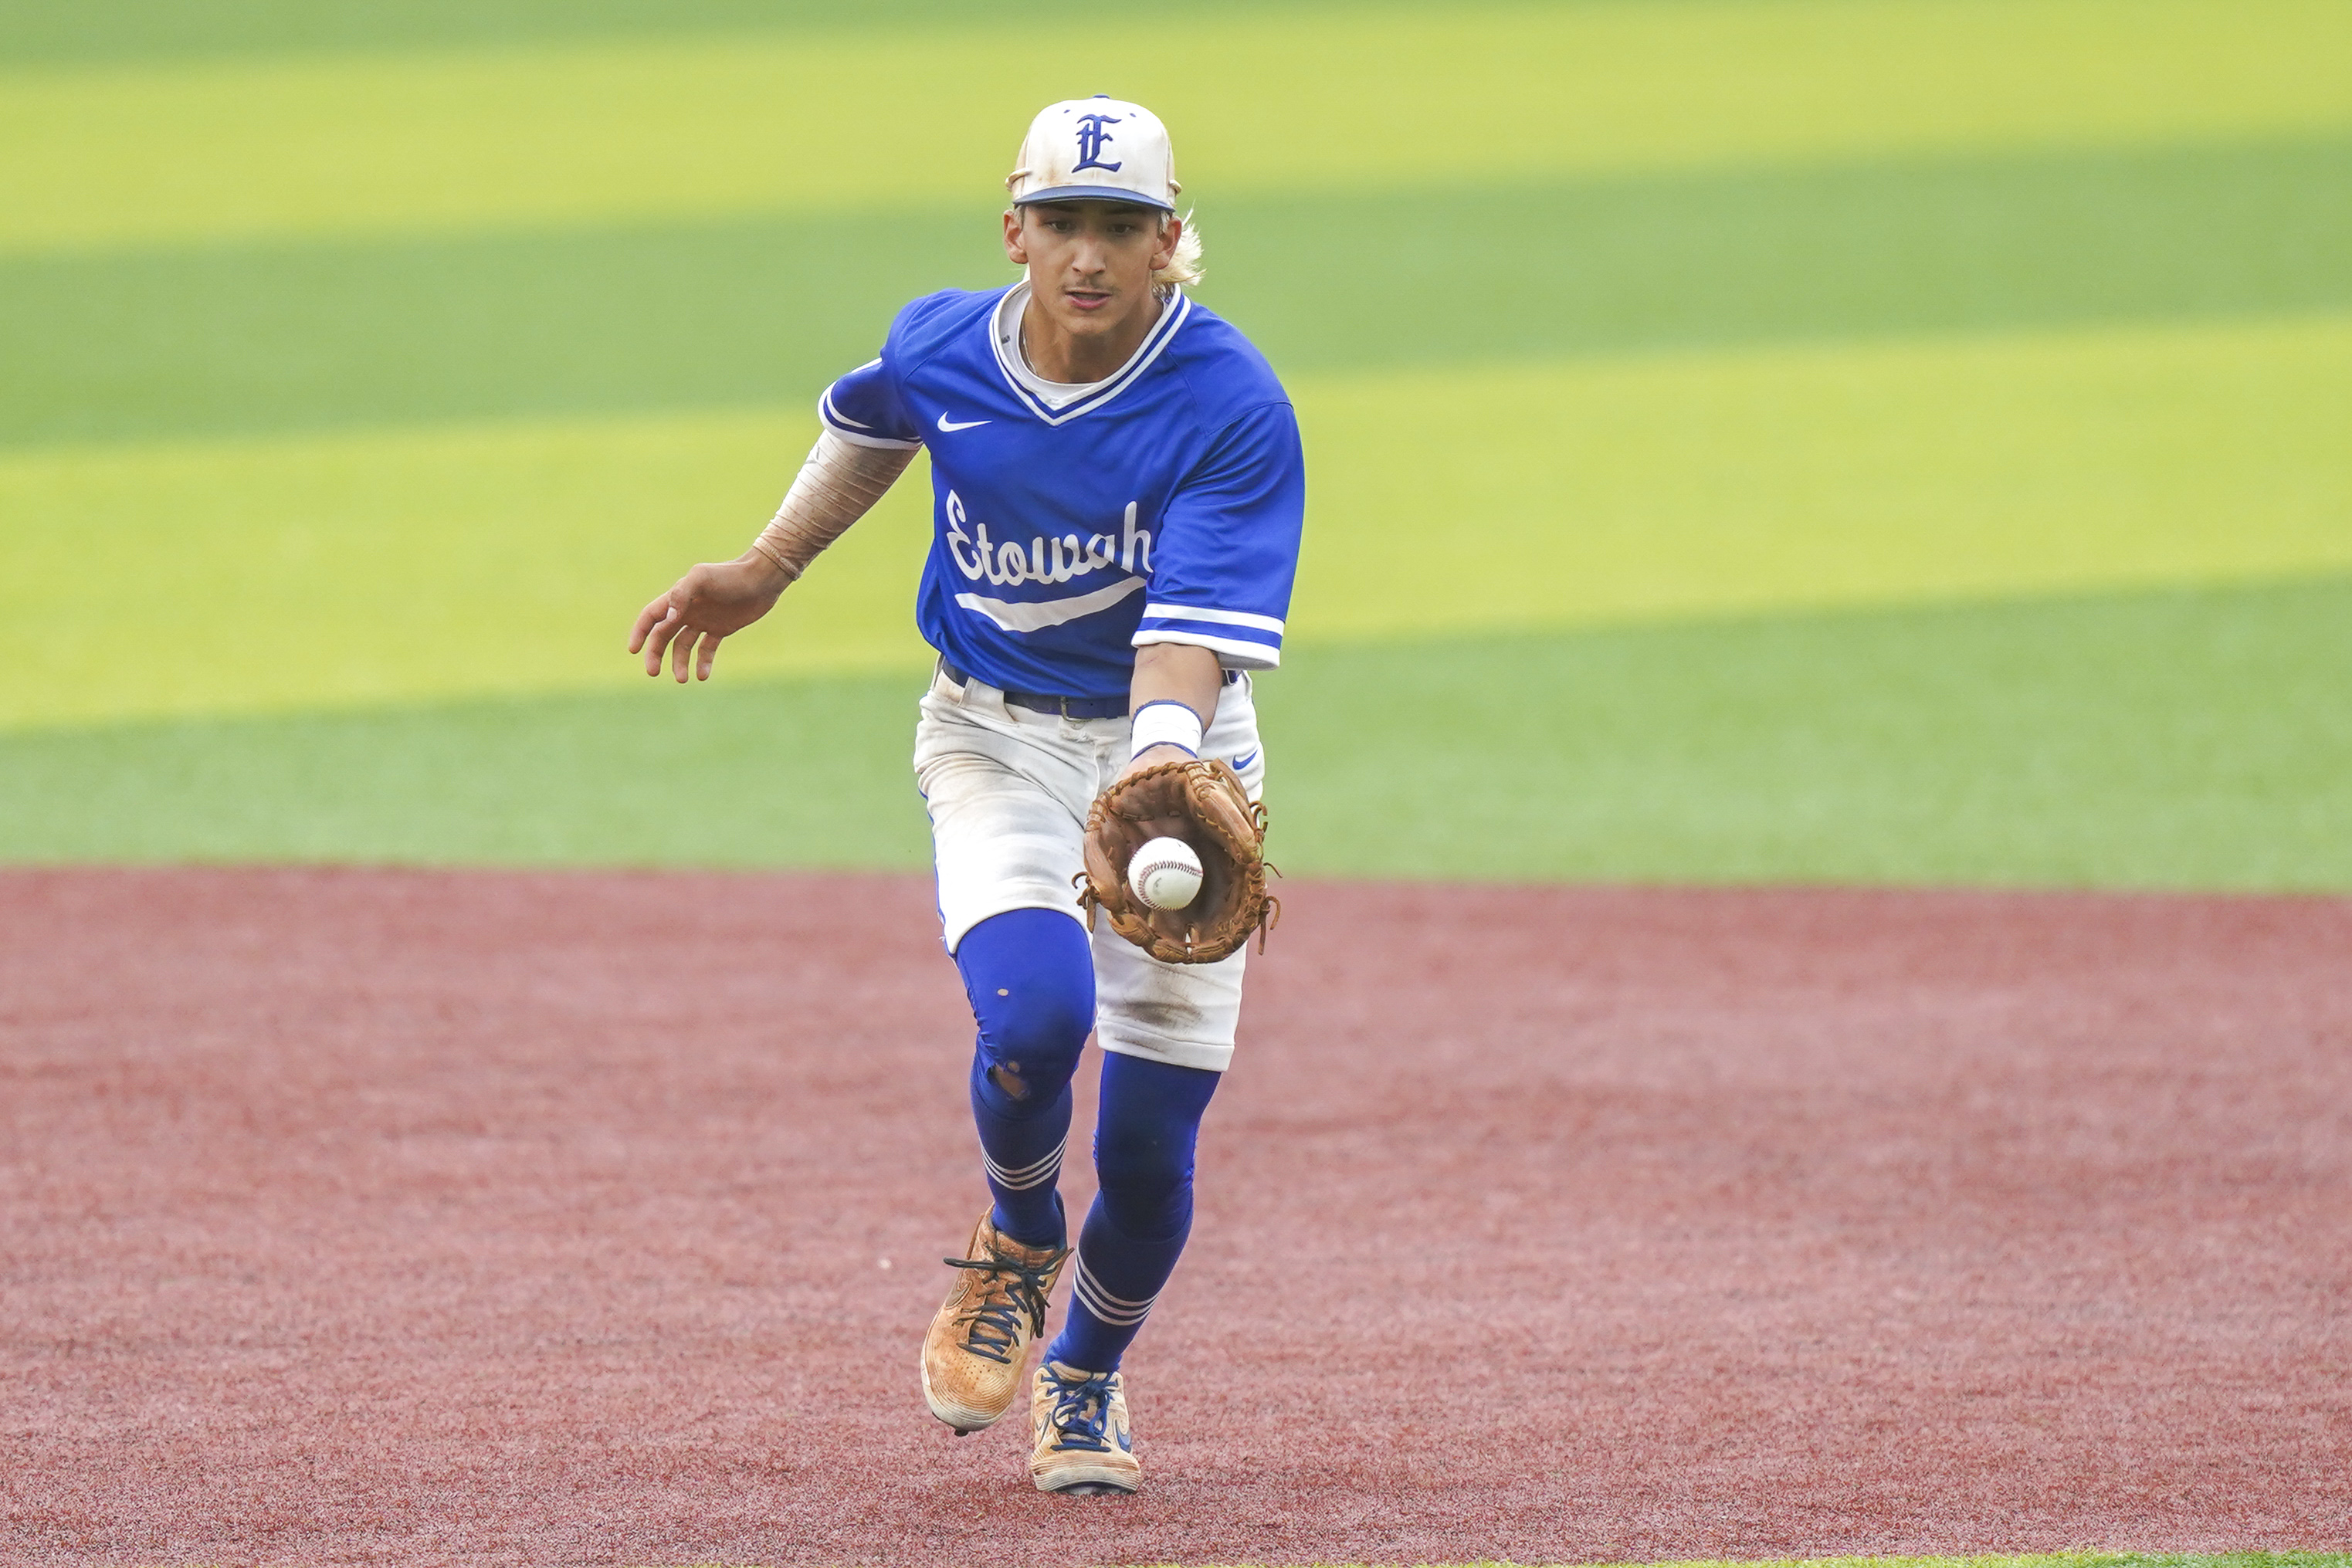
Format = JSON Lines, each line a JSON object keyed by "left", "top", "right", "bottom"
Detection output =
{"left": 818, "top": 284, "right": 1305, "bottom": 701}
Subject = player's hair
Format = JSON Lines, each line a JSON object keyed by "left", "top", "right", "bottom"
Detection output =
{"left": 1154, "top": 209, "right": 1204, "bottom": 290}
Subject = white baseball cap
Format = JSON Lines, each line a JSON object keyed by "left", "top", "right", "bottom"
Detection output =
{"left": 1005, "top": 96, "right": 1181, "bottom": 212}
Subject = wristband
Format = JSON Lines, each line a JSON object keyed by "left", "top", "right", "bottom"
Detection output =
{"left": 1130, "top": 699, "right": 1204, "bottom": 760}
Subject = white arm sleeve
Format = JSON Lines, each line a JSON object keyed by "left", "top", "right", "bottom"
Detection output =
{"left": 749, "top": 430, "right": 917, "bottom": 584}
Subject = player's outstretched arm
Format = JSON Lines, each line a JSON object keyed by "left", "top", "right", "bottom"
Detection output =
{"left": 1121, "top": 642, "right": 1225, "bottom": 777}
{"left": 628, "top": 431, "right": 917, "bottom": 682}
{"left": 630, "top": 551, "right": 791, "bottom": 682}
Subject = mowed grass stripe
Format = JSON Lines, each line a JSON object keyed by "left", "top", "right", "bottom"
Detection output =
{"left": 1239, "top": 137, "right": 2352, "bottom": 374}
{"left": 8, "top": 137, "right": 2348, "bottom": 449}
{"left": 1272, "top": 584, "right": 2352, "bottom": 887}
{"left": 5, "top": 312, "right": 2346, "bottom": 730}
{"left": 1300, "top": 313, "right": 2352, "bottom": 640}
{"left": 0, "top": 208, "right": 1002, "bottom": 451}
{"left": 8, "top": 579, "right": 2348, "bottom": 892}
{"left": 0, "top": 0, "right": 1087, "bottom": 66}
{"left": 5, "top": 0, "right": 2347, "bottom": 254}
{"left": 0, "top": 410, "right": 939, "bottom": 730}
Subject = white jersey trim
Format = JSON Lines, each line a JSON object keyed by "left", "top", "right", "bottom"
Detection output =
{"left": 991, "top": 283, "right": 1193, "bottom": 428}
{"left": 1141, "top": 603, "right": 1285, "bottom": 634}
{"left": 1133, "top": 628, "right": 1281, "bottom": 669}
{"left": 956, "top": 574, "right": 1146, "bottom": 632}
{"left": 817, "top": 385, "right": 922, "bottom": 449}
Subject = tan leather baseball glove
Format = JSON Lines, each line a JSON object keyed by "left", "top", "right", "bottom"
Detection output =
{"left": 1076, "top": 757, "right": 1278, "bottom": 964}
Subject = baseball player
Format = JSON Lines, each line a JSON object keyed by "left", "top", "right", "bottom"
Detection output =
{"left": 629, "top": 97, "right": 1303, "bottom": 1495}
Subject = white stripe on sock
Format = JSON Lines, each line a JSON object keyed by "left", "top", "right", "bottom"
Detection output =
{"left": 984, "top": 1133, "right": 1067, "bottom": 1192}
{"left": 1073, "top": 1256, "right": 1157, "bottom": 1327}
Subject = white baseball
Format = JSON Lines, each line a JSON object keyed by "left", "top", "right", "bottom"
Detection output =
{"left": 1129, "top": 836, "right": 1204, "bottom": 912}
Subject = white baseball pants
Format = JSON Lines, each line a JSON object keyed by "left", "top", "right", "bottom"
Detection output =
{"left": 913, "top": 665, "right": 1265, "bottom": 1074}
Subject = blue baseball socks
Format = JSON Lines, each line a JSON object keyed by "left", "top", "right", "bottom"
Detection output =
{"left": 1049, "top": 1048, "right": 1221, "bottom": 1374}
{"left": 954, "top": 907, "right": 1225, "bottom": 1370}
{"left": 956, "top": 909, "right": 1094, "bottom": 1248}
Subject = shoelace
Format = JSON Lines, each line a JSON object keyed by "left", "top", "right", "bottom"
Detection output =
{"left": 1042, "top": 1368, "right": 1119, "bottom": 1452}
{"left": 942, "top": 1245, "right": 1069, "bottom": 1364}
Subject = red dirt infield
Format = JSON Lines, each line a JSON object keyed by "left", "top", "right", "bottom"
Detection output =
{"left": 2, "top": 869, "right": 2347, "bottom": 1566}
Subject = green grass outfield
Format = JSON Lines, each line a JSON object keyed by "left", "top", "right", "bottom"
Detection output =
{"left": 4, "top": 0, "right": 2349, "bottom": 888}
{"left": 11, "top": 580, "right": 2351, "bottom": 888}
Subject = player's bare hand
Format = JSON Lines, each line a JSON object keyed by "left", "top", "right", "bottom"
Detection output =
{"left": 630, "top": 552, "right": 791, "bottom": 682}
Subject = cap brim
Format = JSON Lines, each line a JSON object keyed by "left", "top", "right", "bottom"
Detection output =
{"left": 1013, "top": 185, "right": 1176, "bottom": 212}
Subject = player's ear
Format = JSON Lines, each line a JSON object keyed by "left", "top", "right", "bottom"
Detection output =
{"left": 1150, "top": 215, "right": 1181, "bottom": 273}
{"left": 1002, "top": 208, "right": 1029, "bottom": 267}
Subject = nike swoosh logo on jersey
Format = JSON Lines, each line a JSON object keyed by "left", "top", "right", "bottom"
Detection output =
{"left": 1232, "top": 750, "right": 1260, "bottom": 771}
{"left": 936, "top": 413, "right": 991, "bottom": 432}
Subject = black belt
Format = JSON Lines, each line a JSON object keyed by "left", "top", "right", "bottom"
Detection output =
{"left": 938, "top": 657, "right": 1236, "bottom": 721}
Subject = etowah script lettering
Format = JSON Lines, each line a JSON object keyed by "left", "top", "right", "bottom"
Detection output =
{"left": 946, "top": 491, "right": 1152, "bottom": 587}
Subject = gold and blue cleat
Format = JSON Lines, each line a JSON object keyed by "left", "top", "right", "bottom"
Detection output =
{"left": 1028, "top": 1360, "right": 1140, "bottom": 1495}
{"left": 920, "top": 1211, "right": 1069, "bottom": 1434}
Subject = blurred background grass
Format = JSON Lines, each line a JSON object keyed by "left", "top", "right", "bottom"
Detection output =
{"left": 3, "top": 0, "right": 2348, "bottom": 884}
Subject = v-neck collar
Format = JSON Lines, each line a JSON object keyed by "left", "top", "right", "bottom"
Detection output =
{"left": 991, "top": 281, "right": 1191, "bottom": 427}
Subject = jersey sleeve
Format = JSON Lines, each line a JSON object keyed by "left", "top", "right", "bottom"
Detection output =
{"left": 818, "top": 357, "right": 924, "bottom": 449}
{"left": 1134, "top": 401, "right": 1306, "bottom": 670}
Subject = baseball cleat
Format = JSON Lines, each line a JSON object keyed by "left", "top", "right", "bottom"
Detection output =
{"left": 1028, "top": 1360, "right": 1140, "bottom": 1495}
{"left": 920, "top": 1211, "right": 1069, "bottom": 1434}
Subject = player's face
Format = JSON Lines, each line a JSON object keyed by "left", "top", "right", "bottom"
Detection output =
{"left": 1003, "top": 201, "right": 1181, "bottom": 341}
